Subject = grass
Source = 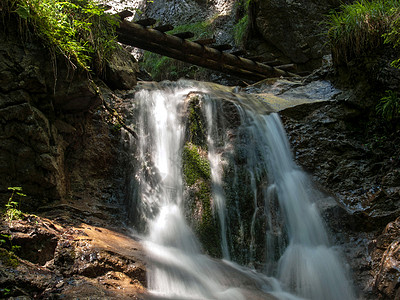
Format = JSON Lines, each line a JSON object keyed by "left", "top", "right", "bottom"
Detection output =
{"left": 233, "top": 0, "right": 251, "bottom": 47}
{"left": 327, "top": 0, "right": 400, "bottom": 65}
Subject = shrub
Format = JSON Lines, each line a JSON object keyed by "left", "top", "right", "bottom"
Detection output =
{"left": 383, "top": 14, "right": 400, "bottom": 67}
{"left": 327, "top": 0, "right": 400, "bottom": 66}
{"left": 376, "top": 90, "right": 400, "bottom": 122}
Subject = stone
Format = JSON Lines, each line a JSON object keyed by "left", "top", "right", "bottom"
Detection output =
{"left": 104, "top": 46, "right": 139, "bottom": 90}
{"left": 252, "top": 0, "right": 342, "bottom": 70}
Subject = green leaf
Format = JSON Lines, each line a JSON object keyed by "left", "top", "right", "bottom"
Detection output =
{"left": 15, "top": 4, "right": 30, "bottom": 19}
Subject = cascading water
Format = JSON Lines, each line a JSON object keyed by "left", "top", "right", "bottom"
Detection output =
{"left": 130, "top": 80, "right": 355, "bottom": 300}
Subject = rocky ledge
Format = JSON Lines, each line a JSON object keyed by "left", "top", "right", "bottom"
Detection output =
{"left": 0, "top": 207, "right": 147, "bottom": 299}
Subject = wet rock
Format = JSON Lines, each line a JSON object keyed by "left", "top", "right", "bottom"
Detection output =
{"left": 280, "top": 92, "right": 400, "bottom": 299}
{"left": 372, "top": 217, "right": 400, "bottom": 299}
{"left": 0, "top": 215, "right": 147, "bottom": 299}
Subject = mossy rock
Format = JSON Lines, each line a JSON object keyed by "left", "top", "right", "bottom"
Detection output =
{"left": 0, "top": 248, "right": 19, "bottom": 268}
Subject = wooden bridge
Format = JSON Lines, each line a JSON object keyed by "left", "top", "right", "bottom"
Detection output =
{"left": 115, "top": 10, "right": 297, "bottom": 82}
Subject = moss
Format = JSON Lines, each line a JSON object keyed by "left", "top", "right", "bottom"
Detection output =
{"left": 194, "top": 180, "right": 221, "bottom": 258}
{"left": 186, "top": 97, "right": 208, "bottom": 149}
{"left": 0, "top": 248, "right": 19, "bottom": 268}
{"left": 182, "top": 143, "right": 210, "bottom": 186}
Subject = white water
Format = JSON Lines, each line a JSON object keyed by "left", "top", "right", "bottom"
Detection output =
{"left": 132, "top": 80, "right": 355, "bottom": 300}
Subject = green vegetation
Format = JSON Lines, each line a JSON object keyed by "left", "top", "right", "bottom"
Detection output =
{"left": 376, "top": 90, "right": 400, "bottom": 123}
{"left": 384, "top": 15, "right": 400, "bottom": 67}
{"left": 186, "top": 97, "right": 208, "bottom": 148}
{"left": 4, "top": 187, "right": 26, "bottom": 222}
{"left": 2, "top": 0, "right": 119, "bottom": 73}
{"left": 233, "top": 0, "right": 251, "bottom": 47}
{"left": 0, "top": 234, "right": 20, "bottom": 268}
{"left": 234, "top": 15, "right": 249, "bottom": 47}
{"left": 142, "top": 19, "right": 215, "bottom": 80}
{"left": 182, "top": 143, "right": 210, "bottom": 186}
{"left": 327, "top": 0, "right": 400, "bottom": 65}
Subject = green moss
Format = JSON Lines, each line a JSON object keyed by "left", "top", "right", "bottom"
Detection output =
{"left": 0, "top": 248, "right": 19, "bottom": 268}
{"left": 186, "top": 97, "right": 208, "bottom": 148}
{"left": 195, "top": 181, "right": 221, "bottom": 258}
{"left": 182, "top": 143, "right": 210, "bottom": 186}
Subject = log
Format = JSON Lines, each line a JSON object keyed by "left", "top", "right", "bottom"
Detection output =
{"left": 117, "top": 20, "right": 296, "bottom": 80}
{"left": 117, "top": 33, "right": 268, "bottom": 81}
{"left": 173, "top": 31, "right": 195, "bottom": 39}
{"left": 154, "top": 24, "right": 174, "bottom": 32}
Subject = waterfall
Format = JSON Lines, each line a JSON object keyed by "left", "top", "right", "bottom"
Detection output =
{"left": 130, "top": 80, "right": 355, "bottom": 300}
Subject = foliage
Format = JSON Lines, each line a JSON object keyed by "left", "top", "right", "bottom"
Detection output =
{"left": 233, "top": 0, "right": 251, "bottom": 47}
{"left": 327, "top": 0, "right": 400, "bottom": 65}
{"left": 4, "top": 187, "right": 26, "bottom": 222}
{"left": 3, "top": 0, "right": 119, "bottom": 73}
{"left": 383, "top": 15, "right": 400, "bottom": 67}
{"left": 234, "top": 15, "right": 248, "bottom": 47}
{"left": 376, "top": 90, "right": 400, "bottom": 122}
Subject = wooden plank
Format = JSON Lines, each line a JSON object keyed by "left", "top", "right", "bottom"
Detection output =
{"left": 194, "top": 38, "right": 216, "bottom": 45}
{"left": 154, "top": 24, "right": 174, "bottom": 33}
{"left": 173, "top": 32, "right": 195, "bottom": 39}
{"left": 118, "top": 10, "right": 133, "bottom": 19}
{"left": 135, "top": 18, "right": 157, "bottom": 26}
{"left": 210, "top": 44, "right": 232, "bottom": 51}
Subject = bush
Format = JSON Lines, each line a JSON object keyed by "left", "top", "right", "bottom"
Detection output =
{"left": 2, "top": 0, "right": 119, "bottom": 73}
{"left": 384, "top": 14, "right": 400, "bottom": 67}
{"left": 327, "top": 0, "right": 400, "bottom": 65}
{"left": 376, "top": 90, "right": 400, "bottom": 123}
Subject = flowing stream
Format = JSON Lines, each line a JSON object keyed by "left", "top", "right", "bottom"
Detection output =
{"left": 130, "top": 80, "right": 355, "bottom": 300}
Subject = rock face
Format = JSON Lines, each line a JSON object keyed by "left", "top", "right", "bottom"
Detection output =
{"left": 0, "top": 17, "right": 137, "bottom": 207}
{"left": 250, "top": 0, "right": 343, "bottom": 71}
{"left": 279, "top": 93, "right": 400, "bottom": 299}
{"left": 0, "top": 16, "right": 145, "bottom": 299}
